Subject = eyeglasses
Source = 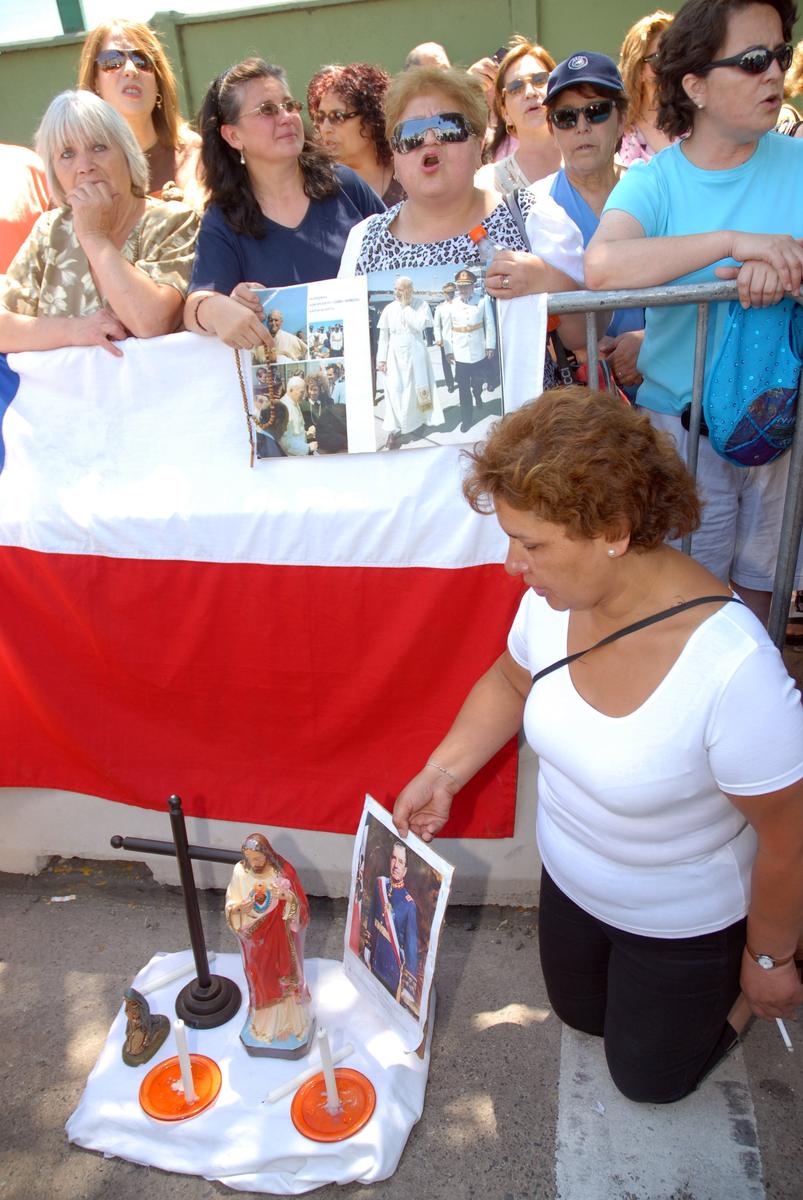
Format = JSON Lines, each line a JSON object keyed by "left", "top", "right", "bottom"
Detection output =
{"left": 312, "top": 109, "right": 360, "bottom": 127}
{"left": 705, "top": 43, "right": 793, "bottom": 74}
{"left": 642, "top": 52, "right": 659, "bottom": 66}
{"left": 389, "top": 112, "right": 474, "bottom": 154}
{"left": 502, "top": 71, "right": 550, "bottom": 98}
{"left": 95, "top": 48, "right": 154, "bottom": 73}
{"left": 550, "top": 99, "right": 615, "bottom": 130}
{"left": 240, "top": 99, "right": 304, "bottom": 120}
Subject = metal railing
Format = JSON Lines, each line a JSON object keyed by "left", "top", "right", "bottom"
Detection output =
{"left": 545, "top": 281, "right": 803, "bottom": 650}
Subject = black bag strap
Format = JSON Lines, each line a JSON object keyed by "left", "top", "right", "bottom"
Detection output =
{"left": 531, "top": 595, "right": 742, "bottom": 685}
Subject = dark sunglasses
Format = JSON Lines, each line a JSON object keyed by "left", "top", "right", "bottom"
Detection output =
{"left": 503, "top": 71, "right": 550, "bottom": 97}
{"left": 240, "top": 98, "right": 304, "bottom": 119}
{"left": 706, "top": 43, "right": 793, "bottom": 74}
{"left": 312, "top": 109, "right": 360, "bottom": 127}
{"left": 95, "top": 48, "right": 154, "bottom": 73}
{"left": 643, "top": 52, "right": 660, "bottom": 66}
{"left": 389, "top": 112, "right": 473, "bottom": 154}
{"left": 550, "top": 99, "right": 615, "bottom": 130}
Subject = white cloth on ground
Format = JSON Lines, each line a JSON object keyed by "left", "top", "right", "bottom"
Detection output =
{"left": 66, "top": 952, "right": 433, "bottom": 1195}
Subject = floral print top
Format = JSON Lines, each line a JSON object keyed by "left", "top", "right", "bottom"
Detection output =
{"left": 0, "top": 197, "right": 199, "bottom": 318}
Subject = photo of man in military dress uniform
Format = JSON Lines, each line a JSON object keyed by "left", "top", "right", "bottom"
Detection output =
{"left": 444, "top": 268, "right": 496, "bottom": 433}
{"left": 364, "top": 840, "right": 419, "bottom": 1004}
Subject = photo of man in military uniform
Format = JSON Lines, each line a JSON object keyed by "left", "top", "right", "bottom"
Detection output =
{"left": 444, "top": 268, "right": 496, "bottom": 433}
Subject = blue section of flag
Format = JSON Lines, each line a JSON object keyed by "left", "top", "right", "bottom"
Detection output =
{"left": 0, "top": 354, "right": 20, "bottom": 473}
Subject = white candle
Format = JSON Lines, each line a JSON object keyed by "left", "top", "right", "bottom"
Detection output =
{"left": 139, "top": 952, "right": 216, "bottom": 997}
{"left": 316, "top": 1027, "right": 341, "bottom": 1112}
{"left": 263, "top": 1042, "right": 354, "bottom": 1104}
{"left": 173, "top": 1019, "right": 197, "bottom": 1103}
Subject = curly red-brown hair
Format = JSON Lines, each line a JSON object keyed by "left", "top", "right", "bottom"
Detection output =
{"left": 307, "top": 62, "right": 393, "bottom": 167}
{"left": 463, "top": 387, "right": 701, "bottom": 550}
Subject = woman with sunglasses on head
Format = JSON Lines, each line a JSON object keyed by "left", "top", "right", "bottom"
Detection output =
{"left": 617, "top": 10, "right": 676, "bottom": 165}
{"left": 587, "top": 0, "right": 803, "bottom": 628}
{"left": 338, "top": 67, "right": 588, "bottom": 417}
{"left": 78, "top": 20, "right": 203, "bottom": 208}
{"left": 474, "top": 40, "right": 559, "bottom": 194}
{"left": 184, "top": 58, "right": 384, "bottom": 351}
{"left": 0, "top": 90, "right": 198, "bottom": 356}
{"left": 307, "top": 63, "right": 404, "bottom": 205}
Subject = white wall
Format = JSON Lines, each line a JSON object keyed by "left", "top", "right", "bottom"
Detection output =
{"left": 0, "top": 740, "right": 541, "bottom": 905}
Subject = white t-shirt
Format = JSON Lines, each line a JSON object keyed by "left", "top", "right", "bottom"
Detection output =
{"left": 507, "top": 590, "right": 803, "bottom": 937}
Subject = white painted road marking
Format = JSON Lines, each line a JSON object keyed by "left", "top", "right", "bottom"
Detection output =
{"left": 556, "top": 1026, "right": 764, "bottom": 1199}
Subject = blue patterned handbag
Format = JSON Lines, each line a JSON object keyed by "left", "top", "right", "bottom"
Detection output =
{"left": 703, "top": 297, "right": 803, "bottom": 467}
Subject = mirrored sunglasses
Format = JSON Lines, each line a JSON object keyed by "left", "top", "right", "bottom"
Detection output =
{"left": 241, "top": 98, "right": 304, "bottom": 119}
{"left": 312, "top": 109, "right": 360, "bottom": 127}
{"left": 389, "top": 112, "right": 474, "bottom": 154}
{"left": 550, "top": 99, "right": 615, "bottom": 129}
{"left": 95, "top": 48, "right": 154, "bottom": 73}
{"left": 706, "top": 43, "right": 793, "bottom": 75}
{"left": 503, "top": 71, "right": 550, "bottom": 97}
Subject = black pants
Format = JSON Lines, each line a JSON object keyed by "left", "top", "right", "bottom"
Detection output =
{"left": 455, "top": 359, "right": 483, "bottom": 423}
{"left": 538, "top": 869, "right": 745, "bottom": 1103}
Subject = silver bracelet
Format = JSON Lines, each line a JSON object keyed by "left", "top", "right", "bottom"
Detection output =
{"left": 426, "top": 759, "right": 460, "bottom": 788}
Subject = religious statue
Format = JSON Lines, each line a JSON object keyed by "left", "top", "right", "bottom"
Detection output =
{"left": 225, "top": 833, "right": 315, "bottom": 1058}
{"left": 121, "top": 987, "right": 169, "bottom": 1066}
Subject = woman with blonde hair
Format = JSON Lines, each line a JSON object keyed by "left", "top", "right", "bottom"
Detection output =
{"left": 78, "top": 20, "right": 203, "bottom": 206}
{"left": 617, "top": 10, "right": 676, "bottom": 164}
{"left": 475, "top": 39, "right": 559, "bottom": 193}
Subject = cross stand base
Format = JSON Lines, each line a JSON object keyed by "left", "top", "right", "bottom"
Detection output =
{"left": 176, "top": 973, "right": 242, "bottom": 1030}
{"left": 111, "top": 794, "right": 242, "bottom": 1030}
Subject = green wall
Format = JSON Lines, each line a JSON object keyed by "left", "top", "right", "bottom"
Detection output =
{"left": 1, "top": 0, "right": 800, "bottom": 148}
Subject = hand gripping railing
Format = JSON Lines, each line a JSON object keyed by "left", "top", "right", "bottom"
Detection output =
{"left": 545, "top": 281, "right": 803, "bottom": 649}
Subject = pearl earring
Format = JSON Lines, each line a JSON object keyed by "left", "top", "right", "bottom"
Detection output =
{"left": 607, "top": 549, "right": 616, "bottom": 557}
{"left": 240, "top": 150, "right": 246, "bottom": 165}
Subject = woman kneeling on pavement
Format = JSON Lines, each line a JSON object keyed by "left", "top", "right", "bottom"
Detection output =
{"left": 394, "top": 388, "right": 803, "bottom": 1104}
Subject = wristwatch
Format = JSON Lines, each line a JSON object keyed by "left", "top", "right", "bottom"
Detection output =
{"left": 746, "top": 946, "right": 795, "bottom": 970}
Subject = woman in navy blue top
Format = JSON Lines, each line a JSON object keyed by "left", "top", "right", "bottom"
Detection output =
{"left": 185, "top": 57, "right": 384, "bottom": 349}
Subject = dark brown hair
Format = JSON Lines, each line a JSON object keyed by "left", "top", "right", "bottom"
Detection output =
{"left": 198, "top": 57, "right": 339, "bottom": 238}
{"left": 655, "top": 0, "right": 798, "bottom": 138}
{"left": 463, "top": 387, "right": 701, "bottom": 550}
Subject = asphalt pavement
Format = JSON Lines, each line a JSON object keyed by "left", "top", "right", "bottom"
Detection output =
{"left": 1, "top": 852, "right": 800, "bottom": 1200}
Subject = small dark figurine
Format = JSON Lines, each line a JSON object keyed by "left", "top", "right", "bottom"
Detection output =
{"left": 122, "top": 987, "right": 170, "bottom": 1067}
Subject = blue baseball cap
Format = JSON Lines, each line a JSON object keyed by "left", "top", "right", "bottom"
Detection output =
{"left": 546, "top": 52, "right": 625, "bottom": 104}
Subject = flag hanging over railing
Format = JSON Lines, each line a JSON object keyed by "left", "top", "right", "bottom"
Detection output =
{"left": 0, "top": 334, "right": 522, "bottom": 837}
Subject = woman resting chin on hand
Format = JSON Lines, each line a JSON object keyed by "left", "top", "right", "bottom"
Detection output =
{"left": 0, "top": 90, "right": 199, "bottom": 356}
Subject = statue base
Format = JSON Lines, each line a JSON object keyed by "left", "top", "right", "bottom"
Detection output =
{"left": 240, "top": 1015, "right": 317, "bottom": 1059}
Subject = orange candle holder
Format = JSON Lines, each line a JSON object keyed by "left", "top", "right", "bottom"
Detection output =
{"left": 139, "top": 1053, "right": 222, "bottom": 1122}
{"left": 290, "top": 1068, "right": 375, "bottom": 1142}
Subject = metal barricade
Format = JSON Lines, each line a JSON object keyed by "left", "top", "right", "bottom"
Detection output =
{"left": 545, "top": 281, "right": 803, "bottom": 649}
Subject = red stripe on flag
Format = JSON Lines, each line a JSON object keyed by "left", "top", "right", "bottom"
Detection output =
{"left": 0, "top": 547, "right": 523, "bottom": 837}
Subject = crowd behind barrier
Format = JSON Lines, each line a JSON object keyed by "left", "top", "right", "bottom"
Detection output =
{"left": 545, "top": 278, "right": 803, "bottom": 650}
{"left": 2, "top": 0, "right": 803, "bottom": 1112}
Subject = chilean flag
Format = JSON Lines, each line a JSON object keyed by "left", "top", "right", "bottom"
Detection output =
{"left": 0, "top": 334, "right": 523, "bottom": 837}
